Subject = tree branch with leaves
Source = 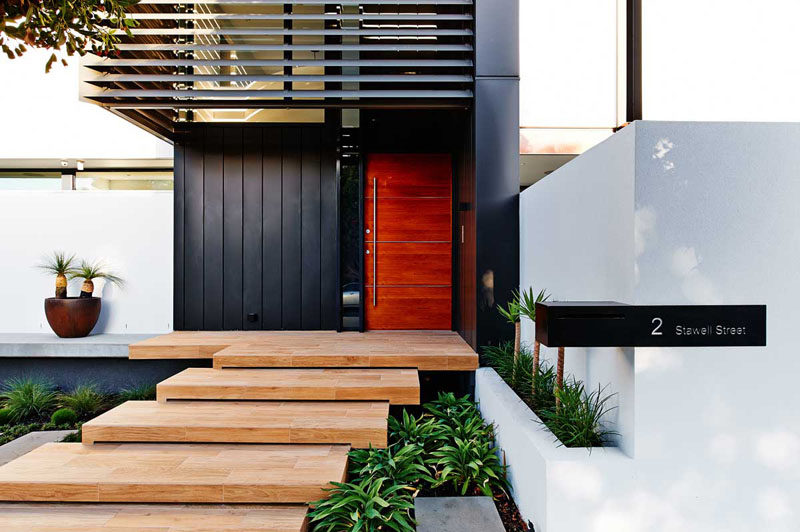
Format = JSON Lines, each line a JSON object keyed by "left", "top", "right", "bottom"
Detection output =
{"left": 1, "top": 0, "right": 139, "bottom": 71}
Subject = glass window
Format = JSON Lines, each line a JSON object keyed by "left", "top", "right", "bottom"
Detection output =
{"left": 0, "top": 172, "right": 61, "bottom": 190}
{"left": 75, "top": 171, "right": 174, "bottom": 191}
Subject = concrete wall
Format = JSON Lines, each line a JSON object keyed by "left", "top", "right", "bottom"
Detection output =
{"left": 0, "top": 191, "right": 173, "bottom": 334}
{"left": 513, "top": 121, "right": 800, "bottom": 531}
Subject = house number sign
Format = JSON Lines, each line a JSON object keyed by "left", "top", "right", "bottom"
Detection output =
{"left": 534, "top": 301, "right": 766, "bottom": 348}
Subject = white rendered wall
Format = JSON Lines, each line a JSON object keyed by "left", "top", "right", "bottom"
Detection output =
{"left": 0, "top": 191, "right": 173, "bottom": 334}
{"left": 516, "top": 121, "right": 800, "bottom": 531}
{"left": 0, "top": 49, "right": 171, "bottom": 159}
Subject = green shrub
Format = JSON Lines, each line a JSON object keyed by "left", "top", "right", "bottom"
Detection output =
{"left": 117, "top": 383, "right": 157, "bottom": 402}
{"left": 50, "top": 407, "right": 78, "bottom": 426}
{"left": 423, "top": 391, "right": 477, "bottom": 427}
{"left": 0, "top": 407, "right": 12, "bottom": 425}
{"left": 0, "top": 377, "right": 58, "bottom": 422}
{"left": 61, "top": 426, "right": 82, "bottom": 442}
{"left": 349, "top": 443, "right": 434, "bottom": 488}
{"left": 429, "top": 435, "right": 507, "bottom": 497}
{"left": 537, "top": 380, "right": 618, "bottom": 448}
{"left": 309, "top": 477, "right": 415, "bottom": 532}
{"left": 387, "top": 409, "right": 442, "bottom": 451}
{"left": 59, "top": 383, "right": 108, "bottom": 419}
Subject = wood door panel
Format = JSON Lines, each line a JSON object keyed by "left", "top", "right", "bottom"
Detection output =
{"left": 365, "top": 243, "right": 451, "bottom": 286}
{"left": 365, "top": 154, "right": 452, "bottom": 198}
{"left": 364, "top": 287, "right": 451, "bottom": 330}
{"left": 364, "top": 198, "right": 451, "bottom": 242}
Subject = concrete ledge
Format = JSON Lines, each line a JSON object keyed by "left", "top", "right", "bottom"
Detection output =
{"left": 415, "top": 497, "right": 504, "bottom": 532}
{"left": 0, "top": 430, "right": 75, "bottom": 466}
{"left": 0, "top": 333, "right": 156, "bottom": 358}
{"left": 475, "top": 367, "right": 631, "bottom": 532}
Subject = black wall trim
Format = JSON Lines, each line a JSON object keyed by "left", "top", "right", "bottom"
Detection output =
{"left": 174, "top": 124, "right": 338, "bottom": 331}
{"left": 627, "top": 0, "right": 643, "bottom": 122}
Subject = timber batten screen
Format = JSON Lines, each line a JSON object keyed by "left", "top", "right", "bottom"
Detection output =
{"left": 79, "top": 0, "right": 474, "bottom": 138}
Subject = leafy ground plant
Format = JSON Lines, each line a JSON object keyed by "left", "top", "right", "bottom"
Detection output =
{"left": 387, "top": 408, "right": 442, "bottom": 451}
{"left": 0, "top": 377, "right": 58, "bottom": 422}
{"left": 430, "top": 435, "right": 507, "bottom": 496}
{"left": 59, "top": 383, "right": 108, "bottom": 420}
{"left": 348, "top": 443, "right": 434, "bottom": 489}
{"left": 308, "top": 477, "right": 416, "bottom": 532}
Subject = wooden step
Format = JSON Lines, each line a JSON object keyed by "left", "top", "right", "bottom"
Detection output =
{"left": 0, "top": 503, "right": 308, "bottom": 531}
{"left": 83, "top": 400, "right": 389, "bottom": 448}
{"left": 0, "top": 443, "right": 348, "bottom": 504}
{"left": 157, "top": 368, "right": 420, "bottom": 405}
{"left": 131, "top": 331, "right": 478, "bottom": 372}
{"left": 212, "top": 341, "right": 478, "bottom": 371}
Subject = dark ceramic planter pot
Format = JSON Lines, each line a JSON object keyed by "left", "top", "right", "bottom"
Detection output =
{"left": 44, "top": 297, "right": 101, "bottom": 338}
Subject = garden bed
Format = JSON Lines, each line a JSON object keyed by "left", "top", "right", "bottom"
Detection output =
{"left": 308, "top": 392, "right": 529, "bottom": 532}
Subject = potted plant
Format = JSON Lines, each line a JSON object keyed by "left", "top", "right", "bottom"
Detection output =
{"left": 39, "top": 255, "right": 124, "bottom": 338}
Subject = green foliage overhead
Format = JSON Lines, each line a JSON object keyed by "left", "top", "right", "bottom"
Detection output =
{"left": 308, "top": 477, "right": 416, "bottom": 532}
{"left": 59, "top": 383, "right": 108, "bottom": 420}
{"left": 0, "top": 377, "right": 58, "bottom": 422}
{"left": 36, "top": 251, "right": 77, "bottom": 277}
{"left": 1, "top": 0, "right": 139, "bottom": 71}
{"left": 50, "top": 407, "right": 78, "bottom": 427}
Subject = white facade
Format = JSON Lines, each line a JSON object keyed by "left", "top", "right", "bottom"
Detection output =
{"left": 0, "top": 191, "right": 173, "bottom": 334}
{"left": 504, "top": 121, "right": 800, "bottom": 532}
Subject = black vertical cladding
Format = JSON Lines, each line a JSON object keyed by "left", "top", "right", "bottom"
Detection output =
{"left": 320, "top": 119, "right": 340, "bottom": 331}
{"left": 203, "top": 127, "right": 225, "bottom": 330}
{"left": 262, "top": 128, "right": 283, "bottom": 330}
{"left": 174, "top": 124, "right": 337, "bottom": 331}
{"left": 223, "top": 127, "right": 244, "bottom": 330}
{"left": 281, "top": 128, "right": 303, "bottom": 329}
{"left": 301, "top": 127, "right": 322, "bottom": 330}
{"left": 173, "top": 140, "right": 185, "bottom": 330}
{"left": 242, "top": 129, "right": 263, "bottom": 330}
{"left": 182, "top": 128, "right": 205, "bottom": 329}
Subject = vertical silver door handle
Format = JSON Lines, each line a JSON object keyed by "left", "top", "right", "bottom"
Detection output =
{"left": 372, "top": 177, "right": 377, "bottom": 307}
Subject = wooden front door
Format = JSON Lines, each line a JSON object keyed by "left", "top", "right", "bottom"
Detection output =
{"left": 364, "top": 154, "right": 452, "bottom": 330}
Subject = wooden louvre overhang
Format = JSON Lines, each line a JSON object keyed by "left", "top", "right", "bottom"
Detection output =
{"left": 79, "top": 0, "right": 475, "bottom": 139}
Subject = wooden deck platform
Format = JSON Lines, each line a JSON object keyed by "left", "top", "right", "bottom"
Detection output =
{"left": 157, "top": 367, "right": 420, "bottom": 405}
{"left": 130, "top": 331, "right": 478, "bottom": 371}
{"left": 82, "top": 400, "right": 389, "bottom": 448}
{"left": 0, "top": 443, "right": 348, "bottom": 504}
{"left": 0, "top": 503, "right": 309, "bottom": 531}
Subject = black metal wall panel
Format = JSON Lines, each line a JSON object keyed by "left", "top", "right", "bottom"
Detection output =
{"left": 242, "top": 129, "right": 264, "bottom": 330}
{"left": 174, "top": 124, "right": 337, "bottom": 331}
{"left": 173, "top": 141, "right": 185, "bottom": 330}
{"left": 183, "top": 128, "right": 205, "bottom": 329}
{"left": 262, "top": 129, "right": 283, "bottom": 330}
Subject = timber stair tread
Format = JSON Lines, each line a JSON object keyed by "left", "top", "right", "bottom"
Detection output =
{"left": 130, "top": 331, "right": 478, "bottom": 372}
{"left": 212, "top": 343, "right": 477, "bottom": 371}
{"left": 82, "top": 400, "right": 389, "bottom": 448}
{"left": 0, "top": 443, "right": 348, "bottom": 504}
{"left": 157, "top": 367, "right": 420, "bottom": 405}
{"left": 0, "top": 502, "right": 309, "bottom": 531}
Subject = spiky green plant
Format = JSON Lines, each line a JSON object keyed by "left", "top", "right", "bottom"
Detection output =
{"left": 0, "top": 377, "right": 58, "bottom": 422}
{"left": 518, "top": 287, "right": 551, "bottom": 396}
{"left": 37, "top": 251, "right": 77, "bottom": 298}
{"left": 498, "top": 291, "right": 524, "bottom": 384}
{"left": 538, "top": 380, "right": 618, "bottom": 448}
{"left": 69, "top": 260, "right": 124, "bottom": 298}
{"left": 308, "top": 476, "right": 416, "bottom": 532}
{"left": 116, "top": 383, "right": 157, "bottom": 402}
{"left": 59, "top": 383, "right": 108, "bottom": 419}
